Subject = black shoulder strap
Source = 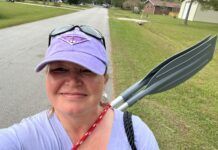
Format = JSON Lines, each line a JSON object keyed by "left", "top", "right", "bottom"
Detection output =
{"left": 123, "top": 111, "right": 137, "bottom": 150}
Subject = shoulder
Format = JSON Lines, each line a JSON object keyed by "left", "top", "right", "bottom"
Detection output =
{"left": 131, "top": 114, "right": 159, "bottom": 150}
{"left": 12, "top": 110, "right": 49, "bottom": 133}
{"left": 113, "top": 109, "right": 159, "bottom": 150}
{"left": 0, "top": 110, "right": 57, "bottom": 150}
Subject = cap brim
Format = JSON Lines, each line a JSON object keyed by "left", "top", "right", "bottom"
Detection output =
{"left": 35, "top": 51, "right": 106, "bottom": 75}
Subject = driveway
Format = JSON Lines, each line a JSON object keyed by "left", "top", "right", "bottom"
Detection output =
{"left": 0, "top": 7, "right": 113, "bottom": 128}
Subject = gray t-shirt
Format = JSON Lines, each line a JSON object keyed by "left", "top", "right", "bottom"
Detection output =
{"left": 0, "top": 109, "right": 159, "bottom": 150}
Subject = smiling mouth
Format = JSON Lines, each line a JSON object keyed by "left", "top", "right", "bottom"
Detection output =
{"left": 60, "top": 92, "right": 87, "bottom": 98}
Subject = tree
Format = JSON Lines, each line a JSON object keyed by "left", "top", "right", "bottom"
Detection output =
{"left": 95, "top": 0, "right": 104, "bottom": 4}
{"left": 182, "top": 0, "right": 218, "bottom": 25}
{"left": 111, "top": 0, "right": 125, "bottom": 7}
{"left": 68, "top": 0, "right": 80, "bottom": 4}
{"left": 198, "top": 0, "right": 218, "bottom": 11}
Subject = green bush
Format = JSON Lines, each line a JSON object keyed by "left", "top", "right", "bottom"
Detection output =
{"left": 53, "top": 2, "right": 61, "bottom": 6}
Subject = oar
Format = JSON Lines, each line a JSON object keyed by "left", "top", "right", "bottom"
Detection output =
{"left": 117, "top": 35, "right": 217, "bottom": 110}
{"left": 111, "top": 35, "right": 217, "bottom": 110}
{"left": 111, "top": 35, "right": 212, "bottom": 108}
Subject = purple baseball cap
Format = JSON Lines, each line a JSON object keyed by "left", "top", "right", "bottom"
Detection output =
{"left": 35, "top": 28, "right": 108, "bottom": 75}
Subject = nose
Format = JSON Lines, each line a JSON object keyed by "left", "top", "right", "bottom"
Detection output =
{"left": 64, "top": 71, "right": 82, "bottom": 86}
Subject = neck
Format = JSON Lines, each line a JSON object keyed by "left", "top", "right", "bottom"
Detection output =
{"left": 55, "top": 105, "right": 104, "bottom": 142}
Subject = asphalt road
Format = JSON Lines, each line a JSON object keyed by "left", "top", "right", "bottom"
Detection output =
{"left": 0, "top": 7, "right": 113, "bottom": 128}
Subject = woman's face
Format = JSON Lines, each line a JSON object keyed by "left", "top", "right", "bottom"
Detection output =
{"left": 45, "top": 61, "right": 108, "bottom": 116}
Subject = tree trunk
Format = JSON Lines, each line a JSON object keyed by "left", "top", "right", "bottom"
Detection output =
{"left": 184, "top": 0, "right": 194, "bottom": 25}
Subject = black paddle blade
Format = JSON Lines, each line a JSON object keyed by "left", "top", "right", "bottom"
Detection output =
{"left": 146, "top": 35, "right": 217, "bottom": 95}
{"left": 141, "top": 35, "right": 212, "bottom": 83}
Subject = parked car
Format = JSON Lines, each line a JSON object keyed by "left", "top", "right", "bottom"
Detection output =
{"left": 102, "top": 3, "right": 110, "bottom": 8}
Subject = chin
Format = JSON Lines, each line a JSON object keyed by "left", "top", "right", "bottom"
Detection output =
{"left": 59, "top": 105, "right": 87, "bottom": 115}
{"left": 53, "top": 98, "right": 100, "bottom": 116}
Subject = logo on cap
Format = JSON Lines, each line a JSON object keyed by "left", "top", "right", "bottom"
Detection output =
{"left": 59, "top": 35, "right": 89, "bottom": 45}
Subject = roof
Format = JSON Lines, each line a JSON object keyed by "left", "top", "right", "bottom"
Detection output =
{"left": 146, "top": 0, "right": 180, "bottom": 8}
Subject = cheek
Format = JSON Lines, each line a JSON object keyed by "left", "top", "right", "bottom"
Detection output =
{"left": 90, "top": 77, "right": 106, "bottom": 95}
{"left": 45, "top": 76, "right": 61, "bottom": 96}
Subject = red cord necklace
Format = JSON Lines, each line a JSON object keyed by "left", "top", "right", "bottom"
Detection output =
{"left": 71, "top": 103, "right": 111, "bottom": 150}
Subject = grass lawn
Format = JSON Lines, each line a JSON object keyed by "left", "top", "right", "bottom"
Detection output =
{"left": 0, "top": 1, "right": 82, "bottom": 29}
{"left": 18, "top": 0, "right": 91, "bottom": 9}
{"left": 109, "top": 8, "right": 218, "bottom": 149}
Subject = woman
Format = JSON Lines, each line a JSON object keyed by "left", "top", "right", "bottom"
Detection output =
{"left": 0, "top": 25, "right": 159, "bottom": 150}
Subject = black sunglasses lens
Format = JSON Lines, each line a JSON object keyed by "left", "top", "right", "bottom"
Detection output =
{"left": 51, "top": 25, "right": 74, "bottom": 36}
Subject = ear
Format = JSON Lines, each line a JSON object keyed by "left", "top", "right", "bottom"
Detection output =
{"left": 104, "top": 74, "right": 109, "bottom": 84}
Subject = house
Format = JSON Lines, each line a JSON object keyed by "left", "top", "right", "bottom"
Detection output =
{"left": 178, "top": 0, "right": 218, "bottom": 24}
{"left": 143, "top": 0, "right": 180, "bottom": 15}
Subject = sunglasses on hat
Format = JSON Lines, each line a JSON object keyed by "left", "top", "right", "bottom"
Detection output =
{"left": 48, "top": 25, "right": 106, "bottom": 48}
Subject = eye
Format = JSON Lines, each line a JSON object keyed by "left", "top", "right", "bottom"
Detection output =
{"left": 49, "top": 67, "right": 68, "bottom": 74}
{"left": 79, "top": 69, "right": 93, "bottom": 75}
